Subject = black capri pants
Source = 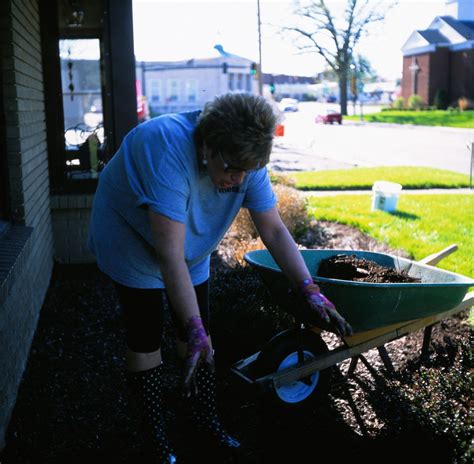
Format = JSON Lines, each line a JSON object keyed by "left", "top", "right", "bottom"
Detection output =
{"left": 114, "top": 280, "right": 210, "bottom": 353}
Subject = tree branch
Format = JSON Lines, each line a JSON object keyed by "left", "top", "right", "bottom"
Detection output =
{"left": 283, "top": 25, "right": 337, "bottom": 69}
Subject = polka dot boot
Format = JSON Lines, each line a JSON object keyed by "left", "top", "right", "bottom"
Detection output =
{"left": 187, "top": 366, "right": 241, "bottom": 452}
{"left": 126, "top": 364, "right": 178, "bottom": 464}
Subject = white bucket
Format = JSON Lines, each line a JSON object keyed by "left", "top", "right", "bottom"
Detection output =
{"left": 371, "top": 181, "right": 402, "bottom": 212}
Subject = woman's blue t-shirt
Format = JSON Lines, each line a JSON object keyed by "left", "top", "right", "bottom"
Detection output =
{"left": 88, "top": 110, "right": 276, "bottom": 288}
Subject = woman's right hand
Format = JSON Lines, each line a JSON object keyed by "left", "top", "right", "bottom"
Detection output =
{"left": 182, "top": 316, "right": 215, "bottom": 397}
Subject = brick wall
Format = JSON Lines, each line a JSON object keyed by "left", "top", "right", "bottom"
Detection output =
{"left": 428, "top": 48, "right": 450, "bottom": 105}
{"left": 0, "top": 0, "right": 54, "bottom": 450}
{"left": 450, "top": 48, "right": 474, "bottom": 104}
{"left": 50, "top": 195, "right": 96, "bottom": 263}
{"left": 403, "top": 48, "right": 474, "bottom": 106}
{"left": 401, "top": 53, "right": 430, "bottom": 104}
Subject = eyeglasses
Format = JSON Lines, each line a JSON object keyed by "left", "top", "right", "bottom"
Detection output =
{"left": 217, "top": 152, "right": 261, "bottom": 174}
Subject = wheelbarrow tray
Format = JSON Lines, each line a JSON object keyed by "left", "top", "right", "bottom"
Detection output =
{"left": 244, "top": 249, "right": 474, "bottom": 332}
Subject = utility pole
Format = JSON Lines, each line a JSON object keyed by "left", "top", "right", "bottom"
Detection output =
{"left": 141, "top": 61, "right": 146, "bottom": 101}
{"left": 257, "top": 0, "right": 263, "bottom": 96}
{"left": 468, "top": 141, "right": 473, "bottom": 189}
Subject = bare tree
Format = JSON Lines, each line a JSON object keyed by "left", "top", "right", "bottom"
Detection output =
{"left": 284, "top": 0, "right": 394, "bottom": 114}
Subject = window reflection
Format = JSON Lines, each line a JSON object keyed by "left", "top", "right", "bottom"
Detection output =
{"left": 59, "top": 39, "right": 106, "bottom": 179}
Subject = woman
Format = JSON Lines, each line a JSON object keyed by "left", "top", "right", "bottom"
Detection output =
{"left": 88, "top": 92, "right": 351, "bottom": 463}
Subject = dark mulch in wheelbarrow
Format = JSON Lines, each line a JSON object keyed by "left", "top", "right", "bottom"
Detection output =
{"left": 1, "top": 221, "right": 472, "bottom": 464}
{"left": 317, "top": 254, "right": 421, "bottom": 283}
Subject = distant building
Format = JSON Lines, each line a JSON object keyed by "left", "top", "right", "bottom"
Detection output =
{"left": 306, "top": 81, "right": 339, "bottom": 102}
{"left": 136, "top": 45, "right": 258, "bottom": 115}
{"left": 401, "top": 0, "right": 474, "bottom": 106}
{"left": 262, "top": 73, "right": 317, "bottom": 100}
{"left": 362, "top": 81, "right": 399, "bottom": 104}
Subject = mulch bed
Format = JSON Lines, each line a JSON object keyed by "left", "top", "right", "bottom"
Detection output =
{"left": 0, "top": 221, "right": 471, "bottom": 463}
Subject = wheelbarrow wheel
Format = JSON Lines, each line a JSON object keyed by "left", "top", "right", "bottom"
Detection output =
{"left": 255, "top": 329, "right": 331, "bottom": 416}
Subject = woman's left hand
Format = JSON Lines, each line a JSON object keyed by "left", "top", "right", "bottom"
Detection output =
{"left": 298, "top": 279, "right": 353, "bottom": 337}
{"left": 182, "top": 316, "right": 215, "bottom": 397}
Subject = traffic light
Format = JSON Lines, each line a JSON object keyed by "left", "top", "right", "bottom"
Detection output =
{"left": 250, "top": 62, "right": 258, "bottom": 80}
{"left": 222, "top": 62, "right": 228, "bottom": 74}
{"left": 269, "top": 82, "right": 275, "bottom": 95}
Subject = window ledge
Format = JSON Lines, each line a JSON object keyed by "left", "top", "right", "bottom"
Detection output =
{"left": 0, "top": 225, "right": 34, "bottom": 307}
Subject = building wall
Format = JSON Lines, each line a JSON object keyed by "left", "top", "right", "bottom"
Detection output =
{"left": 141, "top": 65, "right": 257, "bottom": 115}
{"left": 450, "top": 48, "right": 474, "bottom": 103}
{"left": 402, "top": 53, "right": 430, "bottom": 103}
{"left": 144, "top": 67, "right": 219, "bottom": 114}
{"left": 428, "top": 48, "right": 450, "bottom": 104}
{"left": 50, "top": 194, "right": 95, "bottom": 263}
{"left": 0, "top": 0, "right": 54, "bottom": 450}
{"left": 275, "top": 82, "right": 316, "bottom": 100}
{"left": 402, "top": 47, "right": 474, "bottom": 106}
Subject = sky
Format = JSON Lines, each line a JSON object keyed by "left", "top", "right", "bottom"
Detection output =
{"left": 132, "top": 0, "right": 448, "bottom": 81}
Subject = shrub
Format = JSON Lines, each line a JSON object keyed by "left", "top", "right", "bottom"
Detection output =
{"left": 273, "top": 184, "right": 310, "bottom": 238}
{"left": 407, "top": 94, "right": 425, "bottom": 110}
{"left": 458, "top": 97, "right": 470, "bottom": 111}
{"left": 392, "top": 96, "right": 405, "bottom": 110}
{"left": 268, "top": 170, "right": 296, "bottom": 188}
{"left": 433, "top": 89, "right": 448, "bottom": 110}
{"left": 220, "top": 184, "right": 310, "bottom": 266}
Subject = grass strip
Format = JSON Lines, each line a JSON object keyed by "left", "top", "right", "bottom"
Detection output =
{"left": 344, "top": 110, "right": 474, "bottom": 128}
{"left": 290, "top": 167, "right": 470, "bottom": 190}
{"left": 306, "top": 193, "right": 474, "bottom": 279}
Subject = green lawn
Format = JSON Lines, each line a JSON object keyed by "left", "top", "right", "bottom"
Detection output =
{"left": 306, "top": 193, "right": 474, "bottom": 279}
{"left": 290, "top": 167, "right": 471, "bottom": 190}
{"left": 345, "top": 110, "right": 474, "bottom": 128}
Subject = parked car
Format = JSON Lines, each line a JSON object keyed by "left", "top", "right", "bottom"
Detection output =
{"left": 278, "top": 98, "right": 299, "bottom": 112}
{"left": 315, "top": 109, "right": 342, "bottom": 125}
{"left": 325, "top": 95, "right": 337, "bottom": 103}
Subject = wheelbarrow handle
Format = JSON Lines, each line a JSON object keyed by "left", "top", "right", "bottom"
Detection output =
{"left": 419, "top": 244, "right": 458, "bottom": 266}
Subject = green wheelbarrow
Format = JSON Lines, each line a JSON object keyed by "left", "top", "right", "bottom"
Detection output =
{"left": 230, "top": 245, "right": 474, "bottom": 414}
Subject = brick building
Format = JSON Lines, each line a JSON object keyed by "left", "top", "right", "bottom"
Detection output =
{"left": 401, "top": 0, "right": 474, "bottom": 106}
{"left": 0, "top": 0, "right": 137, "bottom": 449}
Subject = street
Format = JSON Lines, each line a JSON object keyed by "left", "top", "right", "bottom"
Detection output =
{"left": 270, "top": 102, "right": 474, "bottom": 175}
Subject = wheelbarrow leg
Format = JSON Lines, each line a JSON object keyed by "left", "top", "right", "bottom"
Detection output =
{"left": 357, "top": 347, "right": 396, "bottom": 379}
{"left": 345, "top": 356, "right": 359, "bottom": 378}
{"left": 377, "top": 345, "right": 395, "bottom": 376}
{"left": 421, "top": 323, "right": 435, "bottom": 362}
{"left": 358, "top": 354, "right": 384, "bottom": 381}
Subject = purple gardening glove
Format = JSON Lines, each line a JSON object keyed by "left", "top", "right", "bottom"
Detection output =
{"left": 182, "top": 316, "right": 215, "bottom": 398}
{"left": 298, "top": 279, "right": 353, "bottom": 337}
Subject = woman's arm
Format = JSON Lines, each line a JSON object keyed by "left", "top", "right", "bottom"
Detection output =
{"left": 148, "top": 209, "right": 201, "bottom": 322}
{"left": 148, "top": 209, "right": 214, "bottom": 394}
{"left": 250, "top": 207, "right": 352, "bottom": 336}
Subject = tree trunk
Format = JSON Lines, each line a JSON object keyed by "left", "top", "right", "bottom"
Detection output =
{"left": 339, "top": 72, "right": 348, "bottom": 115}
